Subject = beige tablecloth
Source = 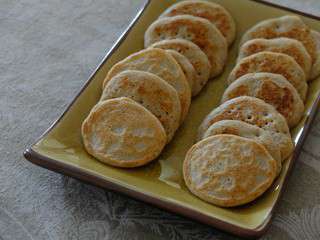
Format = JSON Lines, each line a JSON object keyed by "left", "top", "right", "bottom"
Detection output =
{"left": 0, "top": 0, "right": 319, "bottom": 239}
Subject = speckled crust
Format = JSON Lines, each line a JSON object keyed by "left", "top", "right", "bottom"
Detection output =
{"left": 166, "top": 49, "right": 195, "bottom": 94}
{"left": 144, "top": 15, "right": 227, "bottom": 77}
{"left": 81, "top": 97, "right": 167, "bottom": 168}
{"left": 198, "top": 96, "right": 293, "bottom": 160}
{"left": 310, "top": 30, "right": 320, "bottom": 80}
{"left": 159, "top": 0, "right": 236, "bottom": 46}
{"left": 150, "top": 39, "right": 211, "bottom": 96}
{"left": 228, "top": 51, "right": 308, "bottom": 101}
{"left": 238, "top": 38, "right": 312, "bottom": 79}
{"left": 222, "top": 73, "right": 305, "bottom": 128}
{"left": 240, "top": 15, "right": 317, "bottom": 65}
{"left": 102, "top": 48, "right": 191, "bottom": 122}
{"left": 101, "top": 70, "right": 181, "bottom": 142}
{"left": 201, "top": 120, "right": 282, "bottom": 175}
{"left": 183, "top": 135, "right": 277, "bottom": 207}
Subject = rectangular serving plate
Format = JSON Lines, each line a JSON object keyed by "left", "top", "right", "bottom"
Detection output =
{"left": 24, "top": 0, "right": 320, "bottom": 238}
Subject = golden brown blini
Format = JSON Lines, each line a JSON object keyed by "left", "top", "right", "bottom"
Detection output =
{"left": 222, "top": 73, "right": 304, "bottom": 128}
{"left": 159, "top": 0, "right": 236, "bottom": 46}
{"left": 240, "top": 15, "right": 317, "bottom": 64}
{"left": 228, "top": 52, "right": 308, "bottom": 101}
{"left": 101, "top": 70, "right": 181, "bottom": 143}
{"left": 82, "top": 97, "right": 167, "bottom": 168}
{"left": 238, "top": 38, "right": 312, "bottom": 79}
{"left": 102, "top": 48, "right": 191, "bottom": 123}
{"left": 183, "top": 134, "right": 277, "bottom": 207}
{"left": 144, "top": 15, "right": 227, "bottom": 77}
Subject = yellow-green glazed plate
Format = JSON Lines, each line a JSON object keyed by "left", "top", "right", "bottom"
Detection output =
{"left": 24, "top": 0, "right": 320, "bottom": 238}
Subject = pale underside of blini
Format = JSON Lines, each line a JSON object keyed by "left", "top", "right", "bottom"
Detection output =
{"left": 202, "top": 120, "right": 282, "bottom": 175}
{"left": 198, "top": 96, "right": 293, "bottom": 160}
{"left": 183, "top": 134, "right": 277, "bottom": 207}
{"left": 82, "top": 97, "right": 167, "bottom": 168}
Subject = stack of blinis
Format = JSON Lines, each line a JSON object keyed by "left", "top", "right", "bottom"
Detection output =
{"left": 81, "top": 1, "right": 320, "bottom": 208}
{"left": 81, "top": 1, "right": 236, "bottom": 168}
{"left": 183, "top": 15, "right": 320, "bottom": 207}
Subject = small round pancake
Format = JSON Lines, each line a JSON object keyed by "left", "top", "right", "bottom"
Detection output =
{"left": 150, "top": 39, "right": 211, "bottom": 96}
{"left": 201, "top": 120, "right": 281, "bottom": 175}
{"left": 240, "top": 15, "right": 317, "bottom": 64}
{"left": 82, "top": 97, "right": 167, "bottom": 168}
{"left": 103, "top": 48, "right": 191, "bottom": 122}
{"left": 183, "top": 134, "right": 277, "bottom": 207}
{"left": 144, "top": 15, "right": 228, "bottom": 77}
{"left": 101, "top": 70, "right": 181, "bottom": 143}
{"left": 166, "top": 49, "right": 195, "bottom": 93}
{"left": 310, "top": 30, "right": 320, "bottom": 80}
{"left": 160, "top": 0, "right": 236, "bottom": 46}
{"left": 238, "top": 38, "right": 312, "bottom": 79}
{"left": 222, "top": 73, "right": 305, "bottom": 128}
{"left": 198, "top": 96, "right": 293, "bottom": 160}
{"left": 228, "top": 51, "right": 308, "bottom": 101}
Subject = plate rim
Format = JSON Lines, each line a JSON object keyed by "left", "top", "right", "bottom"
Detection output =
{"left": 23, "top": 0, "right": 320, "bottom": 238}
